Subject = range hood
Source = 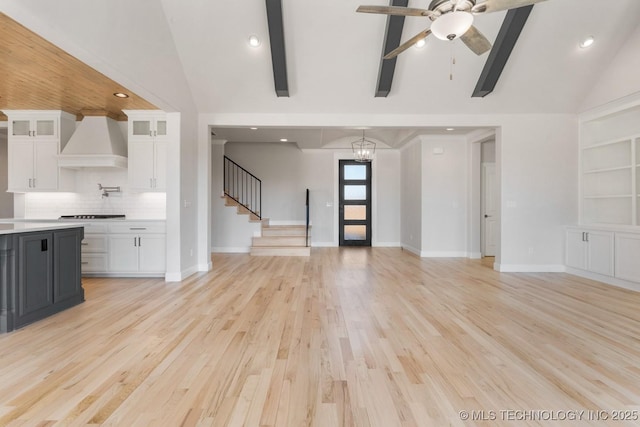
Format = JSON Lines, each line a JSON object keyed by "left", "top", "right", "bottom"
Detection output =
{"left": 58, "top": 116, "right": 128, "bottom": 168}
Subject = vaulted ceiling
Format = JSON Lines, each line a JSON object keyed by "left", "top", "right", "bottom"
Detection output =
{"left": 1, "top": 0, "right": 639, "bottom": 147}
{"left": 0, "top": 13, "right": 157, "bottom": 121}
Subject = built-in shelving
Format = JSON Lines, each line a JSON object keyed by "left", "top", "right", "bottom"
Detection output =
{"left": 580, "top": 101, "right": 640, "bottom": 226}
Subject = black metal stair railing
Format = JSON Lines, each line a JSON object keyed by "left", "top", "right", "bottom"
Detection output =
{"left": 223, "top": 156, "right": 261, "bottom": 220}
{"left": 305, "top": 188, "right": 310, "bottom": 247}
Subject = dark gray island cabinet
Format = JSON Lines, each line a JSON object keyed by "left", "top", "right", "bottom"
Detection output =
{"left": 0, "top": 223, "right": 85, "bottom": 333}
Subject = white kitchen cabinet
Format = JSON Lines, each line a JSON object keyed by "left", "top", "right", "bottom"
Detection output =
{"left": 124, "top": 110, "right": 167, "bottom": 191}
{"left": 565, "top": 228, "right": 614, "bottom": 276}
{"left": 127, "top": 140, "right": 167, "bottom": 190}
{"left": 9, "top": 115, "right": 57, "bottom": 140}
{"left": 3, "top": 110, "right": 76, "bottom": 192}
{"left": 109, "top": 235, "right": 141, "bottom": 272}
{"left": 80, "top": 224, "right": 109, "bottom": 274}
{"left": 107, "top": 222, "right": 166, "bottom": 274}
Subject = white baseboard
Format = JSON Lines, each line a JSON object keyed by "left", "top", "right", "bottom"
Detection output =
{"left": 496, "top": 264, "right": 566, "bottom": 273}
{"left": 268, "top": 220, "right": 308, "bottom": 226}
{"left": 311, "top": 241, "right": 337, "bottom": 247}
{"left": 211, "top": 247, "right": 251, "bottom": 253}
{"left": 401, "top": 245, "right": 421, "bottom": 256}
{"left": 373, "top": 242, "right": 401, "bottom": 247}
{"left": 420, "top": 251, "right": 468, "bottom": 258}
{"left": 197, "top": 261, "right": 212, "bottom": 272}
{"left": 565, "top": 267, "right": 640, "bottom": 292}
{"left": 165, "top": 264, "right": 200, "bottom": 282}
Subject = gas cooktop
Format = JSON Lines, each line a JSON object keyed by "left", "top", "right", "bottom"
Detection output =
{"left": 59, "top": 214, "right": 126, "bottom": 219}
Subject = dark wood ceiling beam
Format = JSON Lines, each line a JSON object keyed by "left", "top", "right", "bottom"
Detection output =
{"left": 375, "top": 0, "right": 408, "bottom": 97}
{"left": 265, "top": 0, "right": 289, "bottom": 97}
{"left": 472, "top": 5, "right": 533, "bottom": 98}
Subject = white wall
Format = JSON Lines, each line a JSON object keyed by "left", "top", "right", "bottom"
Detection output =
{"left": 218, "top": 142, "right": 400, "bottom": 249}
{"left": 373, "top": 150, "right": 401, "bottom": 246}
{"left": 498, "top": 115, "right": 579, "bottom": 271}
{"left": 421, "top": 136, "right": 469, "bottom": 257}
{"left": 0, "top": 129, "right": 13, "bottom": 218}
{"left": 581, "top": 24, "right": 640, "bottom": 112}
{"left": 400, "top": 139, "right": 422, "bottom": 255}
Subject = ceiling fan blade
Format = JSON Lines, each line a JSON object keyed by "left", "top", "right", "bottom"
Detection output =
{"left": 471, "top": 0, "right": 547, "bottom": 14}
{"left": 356, "top": 5, "right": 435, "bottom": 17}
{"left": 460, "top": 25, "right": 492, "bottom": 55}
{"left": 383, "top": 29, "right": 431, "bottom": 60}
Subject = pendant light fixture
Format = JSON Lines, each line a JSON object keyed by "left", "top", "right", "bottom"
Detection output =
{"left": 351, "top": 130, "right": 376, "bottom": 162}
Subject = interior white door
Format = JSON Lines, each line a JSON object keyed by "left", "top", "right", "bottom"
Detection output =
{"left": 482, "top": 163, "right": 497, "bottom": 257}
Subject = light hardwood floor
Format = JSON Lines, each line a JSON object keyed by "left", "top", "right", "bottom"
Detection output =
{"left": 1, "top": 248, "right": 640, "bottom": 426}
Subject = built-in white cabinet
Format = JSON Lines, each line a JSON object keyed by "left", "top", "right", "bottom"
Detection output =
{"left": 80, "top": 223, "right": 109, "bottom": 273}
{"left": 565, "top": 228, "right": 614, "bottom": 276}
{"left": 2, "top": 110, "right": 76, "bottom": 192}
{"left": 107, "top": 222, "right": 166, "bottom": 274}
{"left": 614, "top": 232, "right": 640, "bottom": 283}
{"left": 123, "top": 110, "right": 167, "bottom": 191}
{"left": 80, "top": 221, "right": 166, "bottom": 277}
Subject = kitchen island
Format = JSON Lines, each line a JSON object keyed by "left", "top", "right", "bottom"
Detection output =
{"left": 0, "top": 222, "right": 84, "bottom": 333}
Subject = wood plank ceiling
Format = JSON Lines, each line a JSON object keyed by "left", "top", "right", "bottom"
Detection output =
{"left": 0, "top": 13, "right": 158, "bottom": 122}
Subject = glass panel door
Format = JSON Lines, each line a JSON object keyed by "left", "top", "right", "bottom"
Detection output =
{"left": 339, "top": 160, "right": 371, "bottom": 246}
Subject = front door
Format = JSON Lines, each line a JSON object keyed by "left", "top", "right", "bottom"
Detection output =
{"left": 339, "top": 160, "right": 372, "bottom": 246}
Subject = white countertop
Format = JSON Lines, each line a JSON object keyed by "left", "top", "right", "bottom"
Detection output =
{"left": 0, "top": 222, "right": 85, "bottom": 235}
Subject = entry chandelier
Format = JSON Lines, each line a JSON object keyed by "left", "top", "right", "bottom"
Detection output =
{"left": 351, "top": 130, "right": 376, "bottom": 162}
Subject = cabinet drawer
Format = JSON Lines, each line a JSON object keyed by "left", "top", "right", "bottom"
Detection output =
{"left": 108, "top": 222, "right": 166, "bottom": 234}
{"left": 81, "top": 235, "right": 108, "bottom": 253}
{"left": 81, "top": 254, "right": 108, "bottom": 273}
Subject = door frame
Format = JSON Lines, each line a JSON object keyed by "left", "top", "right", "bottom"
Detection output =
{"left": 338, "top": 159, "right": 372, "bottom": 246}
{"left": 481, "top": 162, "right": 497, "bottom": 256}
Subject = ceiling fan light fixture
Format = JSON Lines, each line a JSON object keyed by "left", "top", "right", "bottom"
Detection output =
{"left": 430, "top": 11, "right": 473, "bottom": 41}
{"left": 579, "top": 36, "right": 595, "bottom": 49}
{"left": 248, "top": 35, "right": 261, "bottom": 47}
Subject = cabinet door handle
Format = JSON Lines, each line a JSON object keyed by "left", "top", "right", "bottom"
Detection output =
{"left": 130, "top": 227, "right": 147, "bottom": 230}
{"left": 138, "top": 237, "right": 142, "bottom": 247}
{"left": 81, "top": 262, "right": 89, "bottom": 265}
{"left": 585, "top": 232, "right": 589, "bottom": 242}
{"left": 81, "top": 242, "right": 89, "bottom": 246}
{"left": 33, "top": 178, "right": 36, "bottom": 188}
{"left": 150, "top": 130, "right": 153, "bottom": 137}
{"left": 28, "top": 178, "right": 32, "bottom": 188}
{"left": 41, "top": 239, "right": 48, "bottom": 252}
{"left": 134, "top": 237, "right": 137, "bottom": 247}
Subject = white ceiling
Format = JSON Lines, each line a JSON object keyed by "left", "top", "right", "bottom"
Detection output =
{"left": 2, "top": 0, "right": 640, "bottom": 148}
{"left": 160, "top": 0, "right": 640, "bottom": 147}
{"left": 161, "top": 0, "right": 640, "bottom": 115}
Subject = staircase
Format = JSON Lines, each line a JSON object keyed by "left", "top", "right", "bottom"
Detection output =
{"left": 223, "top": 156, "right": 311, "bottom": 257}
{"left": 251, "top": 224, "right": 311, "bottom": 256}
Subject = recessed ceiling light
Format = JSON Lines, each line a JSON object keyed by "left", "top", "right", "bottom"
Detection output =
{"left": 580, "top": 36, "right": 594, "bottom": 49}
{"left": 250, "top": 127, "right": 258, "bottom": 130}
{"left": 415, "top": 38, "right": 427, "bottom": 49}
{"left": 446, "top": 128, "right": 455, "bottom": 131}
{"left": 248, "top": 35, "right": 261, "bottom": 47}
{"left": 280, "top": 138, "right": 288, "bottom": 142}
{"left": 113, "top": 92, "right": 129, "bottom": 98}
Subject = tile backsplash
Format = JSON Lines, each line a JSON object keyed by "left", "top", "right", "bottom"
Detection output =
{"left": 22, "top": 168, "right": 166, "bottom": 219}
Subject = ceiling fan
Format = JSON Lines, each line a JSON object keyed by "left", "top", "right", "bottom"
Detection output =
{"left": 357, "top": 0, "right": 548, "bottom": 59}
